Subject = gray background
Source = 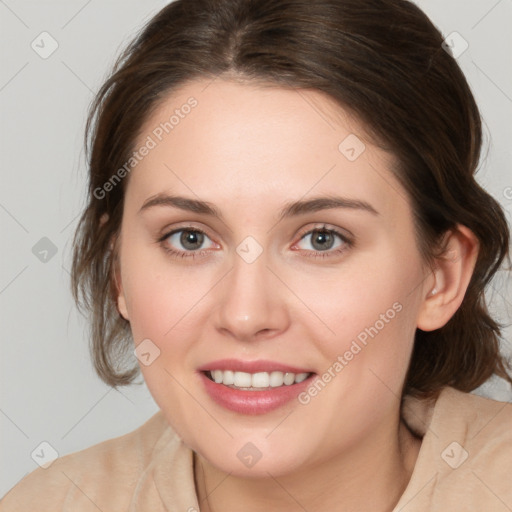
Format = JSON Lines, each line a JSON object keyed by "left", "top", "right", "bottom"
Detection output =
{"left": 1, "top": 0, "right": 511, "bottom": 496}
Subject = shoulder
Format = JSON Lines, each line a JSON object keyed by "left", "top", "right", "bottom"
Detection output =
{"left": 0, "top": 411, "right": 173, "bottom": 512}
{"left": 400, "top": 386, "right": 512, "bottom": 511}
{"left": 434, "top": 386, "right": 511, "bottom": 442}
{"left": 403, "top": 385, "right": 512, "bottom": 442}
{"left": 414, "top": 386, "right": 512, "bottom": 466}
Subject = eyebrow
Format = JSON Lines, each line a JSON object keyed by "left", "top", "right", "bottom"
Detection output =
{"left": 138, "top": 193, "right": 379, "bottom": 220}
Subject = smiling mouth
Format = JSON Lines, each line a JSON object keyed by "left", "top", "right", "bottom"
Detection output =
{"left": 204, "top": 370, "right": 314, "bottom": 390}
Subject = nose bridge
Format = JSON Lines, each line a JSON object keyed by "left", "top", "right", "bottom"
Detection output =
{"left": 214, "top": 245, "right": 289, "bottom": 340}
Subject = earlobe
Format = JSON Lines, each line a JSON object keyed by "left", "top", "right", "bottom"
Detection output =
{"left": 417, "top": 225, "right": 479, "bottom": 332}
{"left": 117, "top": 293, "right": 130, "bottom": 321}
{"left": 110, "top": 235, "right": 130, "bottom": 321}
{"left": 116, "top": 274, "right": 130, "bottom": 321}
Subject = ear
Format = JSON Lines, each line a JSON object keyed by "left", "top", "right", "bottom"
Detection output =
{"left": 417, "top": 224, "right": 479, "bottom": 331}
{"left": 115, "top": 272, "right": 130, "bottom": 321}
{"left": 110, "top": 234, "right": 130, "bottom": 322}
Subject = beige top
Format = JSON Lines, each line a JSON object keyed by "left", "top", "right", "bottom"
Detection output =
{"left": 1, "top": 386, "right": 511, "bottom": 511}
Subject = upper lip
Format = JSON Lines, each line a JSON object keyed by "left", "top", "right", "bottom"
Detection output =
{"left": 197, "top": 359, "right": 314, "bottom": 374}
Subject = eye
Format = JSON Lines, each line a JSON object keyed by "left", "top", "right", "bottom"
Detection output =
{"left": 159, "top": 227, "right": 217, "bottom": 258}
{"left": 294, "top": 225, "right": 352, "bottom": 257}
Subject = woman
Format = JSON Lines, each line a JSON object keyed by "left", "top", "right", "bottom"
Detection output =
{"left": 2, "top": 0, "right": 511, "bottom": 510}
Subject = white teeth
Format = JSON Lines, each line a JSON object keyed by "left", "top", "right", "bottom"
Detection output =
{"left": 233, "top": 371, "right": 252, "bottom": 387}
{"left": 283, "top": 372, "right": 295, "bottom": 385}
{"left": 295, "top": 373, "right": 309, "bottom": 383}
{"left": 223, "top": 370, "right": 234, "bottom": 385}
{"left": 269, "top": 371, "right": 284, "bottom": 387}
{"left": 252, "top": 372, "right": 270, "bottom": 387}
{"left": 208, "top": 370, "right": 311, "bottom": 388}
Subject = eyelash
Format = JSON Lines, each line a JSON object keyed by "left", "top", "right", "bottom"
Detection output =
{"left": 157, "top": 224, "right": 353, "bottom": 260}
{"left": 296, "top": 225, "right": 353, "bottom": 259}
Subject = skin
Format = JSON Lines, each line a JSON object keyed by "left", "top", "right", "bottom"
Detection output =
{"left": 115, "top": 77, "right": 478, "bottom": 512}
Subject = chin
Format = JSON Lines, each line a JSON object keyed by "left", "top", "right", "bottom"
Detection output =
{"left": 188, "top": 428, "right": 317, "bottom": 478}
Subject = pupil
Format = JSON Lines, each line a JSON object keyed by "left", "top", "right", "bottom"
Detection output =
{"left": 181, "top": 230, "right": 203, "bottom": 250}
{"left": 312, "top": 230, "right": 333, "bottom": 251}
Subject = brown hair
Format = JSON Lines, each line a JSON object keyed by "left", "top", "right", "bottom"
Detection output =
{"left": 71, "top": 0, "right": 512, "bottom": 396}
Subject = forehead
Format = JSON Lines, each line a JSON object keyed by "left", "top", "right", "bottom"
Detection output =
{"left": 127, "top": 78, "right": 410, "bottom": 221}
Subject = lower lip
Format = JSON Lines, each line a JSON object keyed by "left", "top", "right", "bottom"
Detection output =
{"left": 199, "top": 372, "right": 315, "bottom": 415}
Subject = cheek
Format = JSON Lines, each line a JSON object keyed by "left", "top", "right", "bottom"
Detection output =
{"left": 120, "top": 254, "right": 211, "bottom": 436}
{"left": 291, "top": 246, "right": 422, "bottom": 384}
{"left": 295, "top": 249, "right": 420, "bottom": 332}
{"left": 120, "top": 242, "right": 209, "bottom": 342}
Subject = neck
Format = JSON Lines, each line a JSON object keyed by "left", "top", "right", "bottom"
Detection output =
{"left": 194, "top": 417, "right": 421, "bottom": 512}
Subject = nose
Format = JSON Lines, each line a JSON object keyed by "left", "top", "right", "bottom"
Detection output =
{"left": 214, "top": 251, "right": 291, "bottom": 342}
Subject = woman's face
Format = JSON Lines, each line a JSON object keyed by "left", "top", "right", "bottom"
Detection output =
{"left": 116, "top": 78, "right": 431, "bottom": 477}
